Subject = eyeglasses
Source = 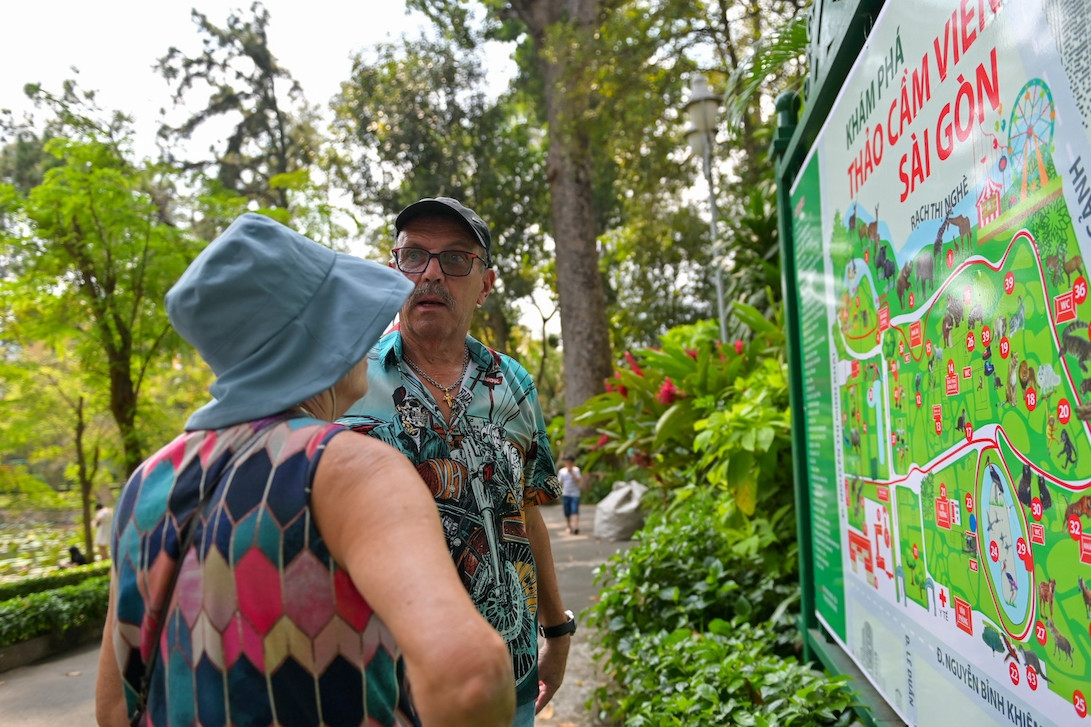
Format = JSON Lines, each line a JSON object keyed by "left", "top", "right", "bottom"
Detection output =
{"left": 391, "top": 247, "right": 483, "bottom": 276}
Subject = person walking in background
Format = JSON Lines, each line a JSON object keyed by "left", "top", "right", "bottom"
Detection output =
{"left": 340, "top": 197, "right": 574, "bottom": 727}
{"left": 94, "top": 213, "right": 514, "bottom": 727}
{"left": 90, "top": 501, "right": 113, "bottom": 561}
{"left": 558, "top": 454, "right": 587, "bottom": 535}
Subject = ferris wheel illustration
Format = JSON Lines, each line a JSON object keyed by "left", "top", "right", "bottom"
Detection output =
{"left": 1006, "top": 78, "right": 1056, "bottom": 201}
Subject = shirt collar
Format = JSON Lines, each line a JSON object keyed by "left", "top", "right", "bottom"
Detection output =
{"left": 379, "top": 330, "right": 501, "bottom": 381}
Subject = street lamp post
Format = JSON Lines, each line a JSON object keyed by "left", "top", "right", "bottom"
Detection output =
{"left": 684, "top": 73, "right": 728, "bottom": 343}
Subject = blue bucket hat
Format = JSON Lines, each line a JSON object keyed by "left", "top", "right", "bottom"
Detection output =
{"left": 166, "top": 213, "right": 413, "bottom": 430}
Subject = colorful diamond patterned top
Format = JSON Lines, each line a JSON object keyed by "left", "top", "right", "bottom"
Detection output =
{"left": 110, "top": 415, "right": 414, "bottom": 727}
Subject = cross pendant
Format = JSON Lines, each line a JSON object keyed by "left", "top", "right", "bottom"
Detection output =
{"left": 443, "top": 390, "right": 455, "bottom": 407}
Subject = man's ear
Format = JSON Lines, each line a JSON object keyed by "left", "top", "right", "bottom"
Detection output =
{"left": 478, "top": 268, "right": 496, "bottom": 306}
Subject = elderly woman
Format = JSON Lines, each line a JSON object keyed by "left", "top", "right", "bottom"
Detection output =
{"left": 94, "top": 214, "right": 513, "bottom": 727}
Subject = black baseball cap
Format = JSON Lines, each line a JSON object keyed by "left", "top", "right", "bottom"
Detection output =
{"left": 395, "top": 197, "right": 492, "bottom": 267}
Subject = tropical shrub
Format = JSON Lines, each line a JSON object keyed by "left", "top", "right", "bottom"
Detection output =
{"left": 577, "top": 309, "right": 860, "bottom": 724}
{"left": 572, "top": 300, "right": 792, "bottom": 516}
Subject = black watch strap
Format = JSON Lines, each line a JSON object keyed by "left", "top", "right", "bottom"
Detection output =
{"left": 539, "top": 609, "right": 577, "bottom": 638}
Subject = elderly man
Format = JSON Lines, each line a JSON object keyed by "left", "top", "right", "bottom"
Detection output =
{"left": 339, "top": 197, "right": 572, "bottom": 726}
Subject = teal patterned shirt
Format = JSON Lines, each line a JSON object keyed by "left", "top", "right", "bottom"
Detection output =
{"left": 339, "top": 332, "right": 560, "bottom": 707}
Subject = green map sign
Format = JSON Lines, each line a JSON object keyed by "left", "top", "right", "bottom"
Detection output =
{"left": 787, "top": 1, "right": 1091, "bottom": 724}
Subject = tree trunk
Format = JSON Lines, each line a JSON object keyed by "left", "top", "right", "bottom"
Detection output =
{"left": 511, "top": 0, "right": 614, "bottom": 448}
{"left": 110, "top": 366, "right": 144, "bottom": 477}
{"left": 75, "top": 397, "right": 94, "bottom": 559}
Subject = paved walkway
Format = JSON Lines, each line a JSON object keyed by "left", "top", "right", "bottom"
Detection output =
{"left": 0, "top": 502, "right": 634, "bottom": 727}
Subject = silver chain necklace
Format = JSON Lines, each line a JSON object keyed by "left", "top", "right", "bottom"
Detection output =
{"left": 403, "top": 347, "right": 470, "bottom": 407}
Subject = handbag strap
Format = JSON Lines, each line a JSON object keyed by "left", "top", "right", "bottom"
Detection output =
{"left": 131, "top": 425, "right": 270, "bottom": 724}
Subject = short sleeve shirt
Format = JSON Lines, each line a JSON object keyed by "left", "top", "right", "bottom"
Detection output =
{"left": 558, "top": 466, "right": 583, "bottom": 498}
{"left": 339, "top": 332, "right": 560, "bottom": 706}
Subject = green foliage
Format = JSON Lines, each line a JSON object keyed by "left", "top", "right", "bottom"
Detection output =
{"left": 600, "top": 622, "right": 856, "bottom": 726}
{"left": 0, "top": 575, "right": 109, "bottom": 647}
{"left": 329, "top": 30, "right": 551, "bottom": 352}
{"left": 0, "top": 561, "right": 110, "bottom": 601}
{"left": 0, "top": 466, "right": 67, "bottom": 510}
{"left": 586, "top": 489, "right": 856, "bottom": 726}
{"left": 1, "top": 88, "right": 199, "bottom": 478}
{"left": 577, "top": 307, "right": 859, "bottom": 724}
{"left": 156, "top": 2, "right": 323, "bottom": 215}
{"left": 587, "top": 488, "right": 799, "bottom": 662}
{"left": 572, "top": 303, "right": 792, "bottom": 515}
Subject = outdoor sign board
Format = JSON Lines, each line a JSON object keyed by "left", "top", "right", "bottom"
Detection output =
{"left": 781, "top": 0, "right": 1091, "bottom": 724}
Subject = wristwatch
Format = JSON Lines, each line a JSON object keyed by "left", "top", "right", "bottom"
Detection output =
{"left": 539, "top": 610, "right": 577, "bottom": 638}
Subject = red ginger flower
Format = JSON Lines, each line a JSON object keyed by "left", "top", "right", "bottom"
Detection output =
{"left": 734, "top": 340, "right": 744, "bottom": 355}
{"left": 657, "top": 376, "right": 680, "bottom": 405}
{"left": 591, "top": 434, "right": 610, "bottom": 450}
{"left": 613, "top": 371, "right": 628, "bottom": 398}
{"left": 625, "top": 351, "right": 644, "bottom": 377}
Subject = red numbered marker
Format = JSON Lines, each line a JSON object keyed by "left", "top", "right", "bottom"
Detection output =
{"left": 1025, "top": 386, "right": 1038, "bottom": 411}
{"left": 1059, "top": 399, "right": 1072, "bottom": 425}
{"left": 1031, "top": 498, "right": 1044, "bottom": 521}
{"left": 965, "top": 493, "right": 974, "bottom": 513}
{"left": 1027, "top": 666, "right": 1039, "bottom": 691}
{"left": 913, "top": 543, "right": 920, "bottom": 560}
{"left": 1075, "top": 690, "right": 1087, "bottom": 719}
{"left": 966, "top": 331, "right": 976, "bottom": 352}
{"left": 1009, "top": 661, "right": 1020, "bottom": 685}
{"left": 989, "top": 540, "right": 1000, "bottom": 562}
{"left": 1069, "top": 514, "right": 1084, "bottom": 540}
{"left": 1036, "top": 620, "right": 1047, "bottom": 645}
{"left": 1016, "top": 537, "right": 1029, "bottom": 560}
{"left": 981, "top": 326, "right": 992, "bottom": 347}
{"left": 965, "top": 422, "right": 974, "bottom": 441}
{"left": 948, "top": 359, "right": 957, "bottom": 376}
{"left": 925, "top": 340, "right": 933, "bottom": 357}
{"left": 1004, "top": 272, "right": 1015, "bottom": 294}
{"left": 947, "top": 249, "right": 955, "bottom": 268}
{"left": 1075, "top": 276, "right": 1088, "bottom": 305}
{"left": 864, "top": 250, "right": 870, "bottom": 264}
{"left": 909, "top": 292, "right": 916, "bottom": 308}
{"left": 1000, "top": 337, "right": 1010, "bottom": 358}
{"left": 940, "top": 482, "right": 948, "bottom": 499}
{"left": 916, "top": 391, "right": 923, "bottom": 408}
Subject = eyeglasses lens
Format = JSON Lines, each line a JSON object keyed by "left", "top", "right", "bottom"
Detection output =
{"left": 394, "top": 248, "right": 475, "bottom": 276}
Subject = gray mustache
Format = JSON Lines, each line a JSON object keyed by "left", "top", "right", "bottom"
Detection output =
{"left": 409, "top": 283, "right": 455, "bottom": 307}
